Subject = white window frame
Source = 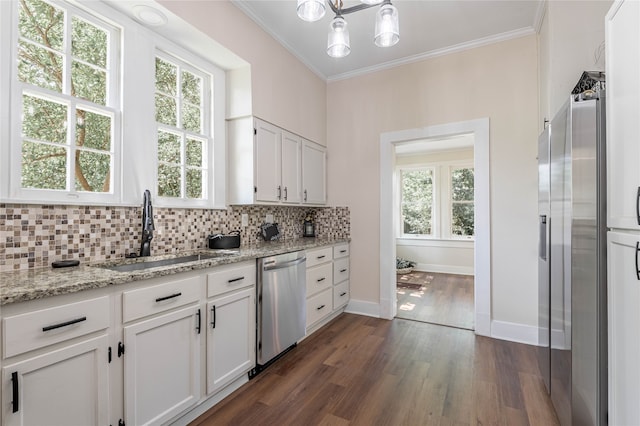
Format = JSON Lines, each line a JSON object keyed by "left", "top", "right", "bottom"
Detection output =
{"left": 397, "top": 160, "right": 474, "bottom": 241}
{"left": 3, "top": 0, "right": 121, "bottom": 205}
{"left": 449, "top": 165, "right": 475, "bottom": 240}
{"left": 0, "top": 0, "right": 227, "bottom": 208}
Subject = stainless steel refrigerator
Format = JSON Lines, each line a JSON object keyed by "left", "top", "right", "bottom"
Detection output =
{"left": 538, "top": 88, "right": 607, "bottom": 426}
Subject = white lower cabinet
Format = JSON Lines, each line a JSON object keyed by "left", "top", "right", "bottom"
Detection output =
{"left": 306, "top": 288, "right": 333, "bottom": 327}
{"left": 608, "top": 231, "right": 640, "bottom": 425}
{"left": 123, "top": 304, "right": 201, "bottom": 426}
{"left": 2, "top": 334, "right": 109, "bottom": 426}
{"left": 206, "top": 287, "right": 255, "bottom": 395}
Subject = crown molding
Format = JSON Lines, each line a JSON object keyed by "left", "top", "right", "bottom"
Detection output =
{"left": 327, "top": 27, "right": 536, "bottom": 82}
{"left": 533, "top": 0, "right": 547, "bottom": 34}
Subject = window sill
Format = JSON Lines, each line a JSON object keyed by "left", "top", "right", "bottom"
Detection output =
{"left": 396, "top": 237, "right": 474, "bottom": 248}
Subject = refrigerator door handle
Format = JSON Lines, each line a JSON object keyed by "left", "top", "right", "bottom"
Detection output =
{"left": 539, "top": 215, "right": 547, "bottom": 261}
{"left": 635, "top": 242, "right": 640, "bottom": 281}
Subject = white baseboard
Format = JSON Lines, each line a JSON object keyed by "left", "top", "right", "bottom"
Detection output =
{"left": 490, "top": 319, "right": 539, "bottom": 346}
{"left": 344, "top": 299, "right": 381, "bottom": 318}
{"left": 415, "top": 263, "right": 474, "bottom": 276}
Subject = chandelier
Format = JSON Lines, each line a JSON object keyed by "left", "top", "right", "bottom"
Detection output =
{"left": 297, "top": 0, "right": 400, "bottom": 58}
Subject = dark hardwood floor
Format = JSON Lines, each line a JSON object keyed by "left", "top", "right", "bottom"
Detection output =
{"left": 397, "top": 272, "right": 474, "bottom": 330}
{"left": 191, "top": 314, "right": 559, "bottom": 426}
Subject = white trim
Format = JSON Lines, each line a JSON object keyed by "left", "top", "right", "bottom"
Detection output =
{"left": 533, "top": 1, "right": 547, "bottom": 34}
{"left": 413, "top": 263, "right": 474, "bottom": 276}
{"left": 396, "top": 238, "right": 473, "bottom": 248}
{"left": 380, "top": 118, "right": 491, "bottom": 334}
{"left": 490, "top": 320, "right": 539, "bottom": 346}
{"left": 344, "top": 299, "right": 381, "bottom": 318}
{"left": 328, "top": 27, "right": 535, "bottom": 82}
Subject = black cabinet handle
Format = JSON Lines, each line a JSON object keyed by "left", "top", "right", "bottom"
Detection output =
{"left": 42, "top": 316, "right": 87, "bottom": 332}
{"left": 317, "top": 277, "right": 325, "bottom": 282}
{"left": 340, "top": 292, "right": 347, "bottom": 297}
{"left": 317, "top": 255, "right": 325, "bottom": 259}
{"left": 277, "top": 185, "right": 282, "bottom": 200}
{"left": 11, "top": 372, "right": 18, "bottom": 413}
{"left": 636, "top": 242, "right": 640, "bottom": 281}
{"left": 340, "top": 268, "right": 347, "bottom": 273}
{"left": 211, "top": 305, "right": 216, "bottom": 329}
{"left": 284, "top": 187, "right": 288, "bottom": 200}
{"left": 155, "top": 292, "right": 181, "bottom": 303}
{"left": 196, "top": 309, "right": 201, "bottom": 334}
{"left": 636, "top": 187, "right": 640, "bottom": 226}
{"left": 340, "top": 249, "right": 347, "bottom": 253}
{"left": 304, "top": 189, "right": 308, "bottom": 202}
{"left": 228, "top": 276, "right": 245, "bottom": 283}
{"left": 316, "top": 304, "right": 325, "bottom": 311}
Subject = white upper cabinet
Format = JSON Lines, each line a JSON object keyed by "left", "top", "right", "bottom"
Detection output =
{"left": 606, "top": 0, "right": 640, "bottom": 231}
{"left": 227, "top": 117, "right": 325, "bottom": 206}
{"left": 254, "top": 119, "right": 282, "bottom": 203}
{"left": 302, "top": 140, "right": 327, "bottom": 205}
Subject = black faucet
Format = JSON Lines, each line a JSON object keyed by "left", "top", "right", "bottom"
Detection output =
{"left": 140, "top": 189, "right": 155, "bottom": 257}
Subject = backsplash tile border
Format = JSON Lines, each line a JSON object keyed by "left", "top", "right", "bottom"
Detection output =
{"left": 0, "top": 204, "right": 349, "bottom": 272}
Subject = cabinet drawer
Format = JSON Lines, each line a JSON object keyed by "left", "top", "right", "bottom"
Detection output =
{"left": 333, "top": 244, "right": 349, "bottom": 259}
{"left": 334, "top": 281, "right": 349, "bottom": 310}
{"left": 306, "top": 288, "right": 332, "bottom": 328}
{"left": 306, "top": 263, "right": 333, "bottom": 296}
{"left": 123, "top": 276, "right": 201, "bottom": 323}
{"left": 207, "top": 261, "right": 256, "bottom": 298}
{"left": 3, "top": 296, "right": 110, "bottom": 358}
{"left": 306, "top": 247, "right": 333, "bottom": 268}
{"left": 333, "top": 257, "right": 350, "bottom": 283}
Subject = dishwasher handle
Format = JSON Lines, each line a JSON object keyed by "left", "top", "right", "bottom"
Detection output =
{"left": 263, "top": 256, "right": 306, "bottom": 271}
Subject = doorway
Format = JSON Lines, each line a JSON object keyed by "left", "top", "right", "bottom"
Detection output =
{"left": 379, "top": 118, "right": 491, "bottom": 336}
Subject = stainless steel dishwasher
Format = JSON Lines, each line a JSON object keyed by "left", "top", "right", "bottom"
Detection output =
{"left": 253, "top": 250, "right": 306, "bottom": 375}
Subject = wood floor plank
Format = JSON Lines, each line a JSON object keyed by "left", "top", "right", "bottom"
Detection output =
{"left": 190, "top": 314, "right": 559, "bottom": 426}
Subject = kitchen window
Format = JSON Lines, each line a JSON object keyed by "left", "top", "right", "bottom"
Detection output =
{"left": 6, "top": 0, "right": 120, "bottom": 204}
{"left": 1, "top": 0, "right": 226, "bottom": 207}
{"left": 398, "top": 162, "right": 474, "bottom": 240}
{"left": 155, "top": 53, "right": 211, "bottom": 202}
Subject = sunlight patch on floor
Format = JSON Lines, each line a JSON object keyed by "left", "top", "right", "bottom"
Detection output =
{"left": 399, "top": 302, "right": 415, "bottom": 311}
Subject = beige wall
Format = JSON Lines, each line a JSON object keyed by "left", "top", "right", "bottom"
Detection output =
{"left": 539, "top": 0, "right": 612, "bottom": 124}
{"left": 158, "top": 0, "right": 327, "bottom": 145}
{"left": 327, "top": 35, "right": 540, "bottom": 327}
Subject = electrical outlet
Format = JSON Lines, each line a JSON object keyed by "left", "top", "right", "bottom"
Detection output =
{"left": 241, "top": 214, "right": 249, "bottom": 227}
{"left": 265, "top": 214, "right": 274, "bottom": 223}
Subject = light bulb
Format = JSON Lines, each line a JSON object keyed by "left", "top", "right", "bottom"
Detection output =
{"left": 374, "top": 3, "right": 399, "bottom": 47}
{"left": 297, "top": 0, "right": 325, "bottom": 22}
{"left": 327, "top": 17, "right": 350, "bottom": 58}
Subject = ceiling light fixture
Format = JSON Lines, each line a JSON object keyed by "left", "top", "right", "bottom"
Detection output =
{"left": 297, "top": 0, "right": 399, "bottom": 59}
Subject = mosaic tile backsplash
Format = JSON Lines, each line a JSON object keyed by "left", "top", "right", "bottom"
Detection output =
{"left": 0, "top": 204, "right": 350, "bottom": 272}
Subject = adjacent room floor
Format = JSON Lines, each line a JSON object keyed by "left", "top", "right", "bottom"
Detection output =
{"left": 191, "top": 314, "right": 559, "bottom": 426}
{"left": 396, "top": 271, "right": 474, "bottom": 330}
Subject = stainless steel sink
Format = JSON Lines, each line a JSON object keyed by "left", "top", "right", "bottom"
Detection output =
{"left": 100, "top": 252, "right": 237, "bottom": 273}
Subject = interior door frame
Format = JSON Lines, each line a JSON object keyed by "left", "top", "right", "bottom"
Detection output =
{"left": 379, "top": 118, "right": 491, "bottom": 336}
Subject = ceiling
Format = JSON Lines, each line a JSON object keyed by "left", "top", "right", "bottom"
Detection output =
{"left": 232, "top": 0, "right": 544, "bottom": 81}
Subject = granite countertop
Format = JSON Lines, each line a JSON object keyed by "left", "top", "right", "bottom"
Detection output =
{"left": 0, "top": 237, "right": 349, "bottom": 306}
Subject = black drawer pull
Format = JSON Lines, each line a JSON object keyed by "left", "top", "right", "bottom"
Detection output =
{"left": 211, "top": 305, "right": 216, "bottom": 329}
{"left": 155, "top": 292, "right": 182, "bottom": 303}
{"left": 196, "top": 309, "right": 201, "bottom": 334}
{"left": 42, "top": 316, "right": 87, "bottom": 332}
{"left": 317, "top": 255, "right": 326, "bottom": 259}
{"left": 340, "top": 292, "right": 347, "bottom": 297}
{"left": 340, "top": 249, "right": 347, "bottom": 253}
{"left": 636, "top": 187, "right": 640, "bottom": 226}
{"left": 316, "top": 304, "right": 325, "bottom": 311}
{"left": 11, "top": 372, "right": 18, "bottom": 413}
{"left": 635, "top": 242, "right": 640, "bottom": 281}
{"left": 340, "top": 268, "right": 347, "bottom": 273}
{"left": 228, "top": 276, "right": 245, "bottom": 283}
{"left": 317, "top": 277, "right": 326, "bottom": 282}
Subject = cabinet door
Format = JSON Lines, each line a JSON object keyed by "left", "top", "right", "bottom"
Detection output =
{"left": 2, "top": 335, "right": 109, "bottom": 426}
{"left": 606, "top": 0, "right": 640, "bottom": 231}
{"left": 302, "top": 141, "right": 326, "bottom": 205}
{"left": 608, "top": 231, "right": 640, "bottom": 425}
{"left": 124, "top": 305, "right": 200, "bottom": 426}
{"left": 254, "top": 119, "right": 282, "bottom": 203}
{"left": 281, "top": 131, "right": 302, "bottom": 204}
{"left": 206, "top": 287, "right": 255, "bottom": 395}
